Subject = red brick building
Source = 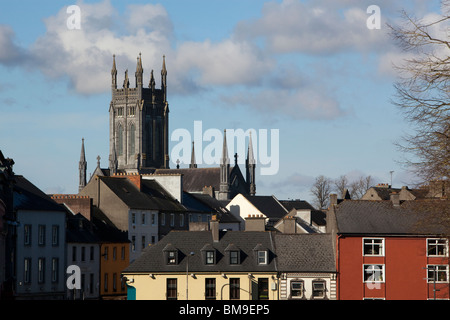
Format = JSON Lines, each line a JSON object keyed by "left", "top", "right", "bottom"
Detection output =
{"left": 328, "top": 197, "right": 449, "bottom": 300}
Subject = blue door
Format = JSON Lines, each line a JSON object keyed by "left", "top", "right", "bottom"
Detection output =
{"left": 127, "top": 285, "right": 136, "bottom": 300}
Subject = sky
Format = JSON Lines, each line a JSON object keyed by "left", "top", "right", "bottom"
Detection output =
{"left": 0, "top": 0, "right": 446, "bottom": 205}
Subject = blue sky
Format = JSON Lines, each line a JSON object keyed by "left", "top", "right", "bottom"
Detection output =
{"left": 0, "top": 0, "right": 445, "bottom": 203}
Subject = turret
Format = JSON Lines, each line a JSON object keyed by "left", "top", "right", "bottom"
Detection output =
{"left": 79, "top": 138, "right": 87, "bottom": 192}
{"left": 219, "top": 130, "right": 230, "bottom": 200}
{"left": 111, "top": 54, "right": 117, "bottom": 90}
{"left": 246, "top": 132, "right": 256, "bottom": 196}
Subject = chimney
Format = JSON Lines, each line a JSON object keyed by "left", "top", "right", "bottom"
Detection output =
{"left": 390, "top": 192, "right": 400, "bottom": 206}
{"left": 127, "top": 173, "right": 142, "bottom": 190}
{"left": 245, "top": 214, "right": 266, "bottom": 232}
{"left": 202, "top": 186, "right": 214, "bottom": 197}
{"left": 330, "top": 193, "right": 338, "bottom": 206}
{"left": 281, "top": 216, "right": 296, "bottom": 234}
{"left": 210, "top": 215, "right": 220, "bottom": 242}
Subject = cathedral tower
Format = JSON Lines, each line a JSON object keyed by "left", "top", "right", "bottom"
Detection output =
{"left": 109, "top": 54, "right": 170, "bottom": 173}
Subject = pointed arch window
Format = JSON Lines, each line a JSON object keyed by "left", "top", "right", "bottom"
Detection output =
{"left": 117, "top": 124, "right": 124, "bottom": 156}
{"left": 129, "top": 123, "right": 135, "bottom": 156}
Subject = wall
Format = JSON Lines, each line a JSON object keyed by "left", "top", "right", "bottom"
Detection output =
{"left": 126, "top": 273, "right": 279, "bottom": 300}
{"left": 100, "top": 242, "right": 129, "bottom": 298}
{"left": 15, "top": 210, "right": 66, "bottom": 299}
{"left": 338, "top": 236, "right": 450, "bottom": 300}
{"left": 144, "top": 174, "right": 182, "bottom": 203}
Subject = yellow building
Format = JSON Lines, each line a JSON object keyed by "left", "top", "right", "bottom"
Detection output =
{"left": 123, "top": 216, "right": 278, "bottom": 300}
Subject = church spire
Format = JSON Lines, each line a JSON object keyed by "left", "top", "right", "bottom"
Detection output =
{"left": 189, "top": 141, "right": 197, "bottom": 168}
{"left": 79, "top": 138, "right": 87, "bottom": 192}
{"left": 149, "top": 69, "right": 155, "bottom": 90}
{"left": 136, "top": 52, "right": 143, "bottom": 88}
{"left": 161, "top": 55, "right": 167, "bottom": 102}
{"left": 219, "top": 130, "right": 230, "bottom": 200}
{"left": 111, "top": 54, "right": 117, "bottom": 89}
{"left": 246, "top": 131, "right": 256, "bottom": 196}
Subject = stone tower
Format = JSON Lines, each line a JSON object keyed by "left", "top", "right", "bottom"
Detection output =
{"left": 109, "top": 54, "right": 170, "bottom": 173}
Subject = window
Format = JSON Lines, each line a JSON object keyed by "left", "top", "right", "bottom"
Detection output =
{"left": 104, "top": 247, "right": 108, "bottom": 260}
{"left": 113, "top": 273, "right": 117, "bottom": 292}
{"left": 131, "top": 236, "right": 136, "bottom": 252}
{"left": 38, "top": 225, "right": 46, "bottom": 246}
{"left": 141, "top": 212, "right": 146, "bottom": 225}
{"left": 131, "top": 213, "right": 136, "bottom": 225}
{"left": 24, "top": 225, "right": 31, "bottom": 246}
{"left": 206, "top": 251, "right": 215, "bottom": 265}
{"left": 427, "top": 265, "right": 449, "bottom": 283}
{"left": 81, "top": 246, "right": 86, "bottom": 262}
{"left": 230, "top": 278, "right": 240, "bottom": 300}
{"left": 290, "top": 281, "right": 304, "bottom": 299}
{"left": 121, "top": 246, "right": 125, "bottom": 260}
{"left": 104, "top": 273, "right": 108, "bottom": 292}
{"left": 129, "top": 123, "right": 135, "bottom": 156}
{"left": 51, "top": 258, "right": 58, "bottom": 283}
{"left": 89, "top": 274, "right": 94, "bottom": 294}
{"left": 128, "top": 106, "right": 135, "bottom": 116}
{"left": 167, "top": 279, "right": 177, "bottom": 300}
{"left": 90, "top": 246, "right": 94, "bottom": 261}
{"left": 180, "top": 214, "right": 184, "bottom": 227}
{"left": 161, "top": 213, "right": 165, "bottom": 226}
{"left": 230, "top": 251, "right": 239, "bottom": 265}
{"left": 117, "top": 107, "right": 124, "bottom": 117}
{"left": 24, "top": 258, "right": 31, "bottom": 284}
{"left": 170, "top": 214, "right": 175, "bottom": 227}
{"left": 258, "top": 278, "right": 269, "bottom": 300}
{"left": 142, "top": 236, "right": 146, "bottom": 250}
{"left": 52, "top": 225, "right": 59, "bottom": 246}
{"left": 205, "top": 278, "right": 216, "bottom": 300}
{"left": 257, "top": 251, "right": 268, "bottom": 265}
{"left": 363, "top": 264, "right": 384, "bottom": 283}
{"left": 72, "top": 246, "right": 77, "bottom": 262}
{"left": 113, "top": 247, "right": 117, "bottom": 260}
{"left": 152, "top": 213, "right": 156, "bottom": 225}
{"left": 312, "top": 281, "right": 326, "bottom": 299}
{"left": 117, "top": 124, "right": 124, "bottom": 156}
{"left": 363, "top": 238, "right": 384, "bottom": 256}
{"left": 167, "top": 251, "right": 177, "bottom": 265}
{"left": 427, "top": 238, "right": 448, "bottom": 256}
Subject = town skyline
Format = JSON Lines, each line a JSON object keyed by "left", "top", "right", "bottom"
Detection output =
{"left": 0, "top": 0, "right": 444, "bottom": 203}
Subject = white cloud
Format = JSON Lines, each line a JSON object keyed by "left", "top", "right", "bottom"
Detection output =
{"left": 234, "top": 0, "right": 391, "bottom": 55}
{"left": 0, "top": 25, "right": 26, "bottom": 65}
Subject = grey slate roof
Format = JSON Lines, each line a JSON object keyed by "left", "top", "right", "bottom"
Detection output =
{"left": 242, "top": 194, "right": 288, "bottom": 219}
{"left": 274, "top": 234, "right": 336, "bottom": 272}
{"left": 154, "top": 167, "right": 223, "bottom": 192}
{"left": 100, "top": 176, "right": 186, "bottom": 212}
{"left": 13, "top": 175, "right": 65, "bottom": 212}
{"left": 123, "top": 230, "right": 277, "bottom": 273}
{"left": 124, "top": 230, "right": 338, "bottom": 274}
{"left": 335, "top": 200, "right": 450, "bottom": 235}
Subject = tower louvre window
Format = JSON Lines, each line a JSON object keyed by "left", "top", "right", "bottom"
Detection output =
{"left": 118, "top": 124, "right": 124, "bottom": 156}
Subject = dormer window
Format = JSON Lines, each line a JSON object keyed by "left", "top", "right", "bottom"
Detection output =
{"left": 257, "top": 251, "right": 268, "bottom": 265}
{"left": 230, "top": 251, "right": 239, "bottom": 264}
{"left": 225, "top": 244, "right": 241, "bottom": 265}
{"left": 168, "top": 251, "right": 177, "bottom": 265}
{"left": 206, "top": 251, "right": 215, "bottom": 265}
{"left": 201, "top": 244, "right": 216, "bottom": 265}
{"left": 163, "top": 244, "right": 178, "bottom": 265}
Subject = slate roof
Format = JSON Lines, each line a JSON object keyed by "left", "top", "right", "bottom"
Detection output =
{"left": 335, "top": 200, "right": 450, "bottom": 235}
{"left": 123, "top": 230, "right": 277, "bottom": 273}
{"left": 242, "top": 194, "right": 288, "bottom": 219}
{"left": 100, "top": 176, "right": 186, "bottom": 212}
{"left": 13, "top": 175, "right": 65, "bottom": 212}
{"left": 187, "top": 193, "right": 239, "bottom": 223}
{"left": 274, "top": 233, "right": 336, "bottom": 273}
{"left": 154, "top": 167, "right": 224, "bottom": 192}
{"left": 279, "top": 200, "right": 316, "bottom": 211}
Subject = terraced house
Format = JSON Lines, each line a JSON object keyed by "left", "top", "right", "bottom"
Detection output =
{"left": 122, "top": 215, "right": 337, "bottom": 300}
